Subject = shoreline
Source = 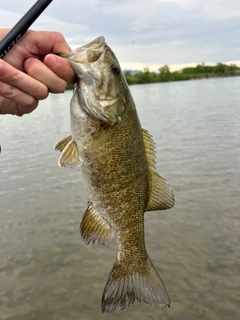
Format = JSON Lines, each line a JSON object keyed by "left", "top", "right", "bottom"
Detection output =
{"left": 66, "top": 73, "right": 240, "bottom": 90}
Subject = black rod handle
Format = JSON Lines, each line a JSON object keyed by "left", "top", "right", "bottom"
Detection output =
{"left": 0, "top": 0, "right": 53, "bottom": 59}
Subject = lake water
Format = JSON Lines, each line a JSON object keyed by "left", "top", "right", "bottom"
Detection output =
{"left": 0, "top": 77, "right": 240, "bottom": 320}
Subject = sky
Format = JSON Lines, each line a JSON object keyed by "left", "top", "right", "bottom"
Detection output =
{"left": 0, "top": 0, "right": 240, "bottom": 71}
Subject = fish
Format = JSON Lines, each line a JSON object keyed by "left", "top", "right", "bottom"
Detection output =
{"left": 54, "top": 36, "right": 175, "bottom": 313}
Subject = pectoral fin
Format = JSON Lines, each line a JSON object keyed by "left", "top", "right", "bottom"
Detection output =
{"left": 80, "top": 204, "right": 114, "bottom": 245}
{"left": 54, "top": 136, "right": 80, "bottom": 168}
{"left": 142, "top": 129, "right": 175, "bottom": 211}
{"left": 54, "top": 135, "right": 72, "bottom": 152}
{"left": 92, "top": 126, "right": 107, "bottom": 149}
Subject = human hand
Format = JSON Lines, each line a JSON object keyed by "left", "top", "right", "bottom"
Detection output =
{"left": 0, "top": 29, "right": 76, "bottom": 116}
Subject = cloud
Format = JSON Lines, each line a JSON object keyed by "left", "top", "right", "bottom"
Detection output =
{"left": 0, "top": 0, "right": 240, "bottom": 70}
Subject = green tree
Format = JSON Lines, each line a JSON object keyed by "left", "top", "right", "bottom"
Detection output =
{"left": 158, "top": 65, "right": 171, "bottom": 81}
{"left": 215, "top": 63, "right": 227, "bottom": 74}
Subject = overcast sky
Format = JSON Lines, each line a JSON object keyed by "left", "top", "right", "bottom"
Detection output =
{"left": 0, "top": 0, "right": 240, "bottom": 71}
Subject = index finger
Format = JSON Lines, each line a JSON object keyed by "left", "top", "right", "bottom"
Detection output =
{"left": 25, "top": 31, "right": 72, "bottom": 56}
{"left": 44, "top": 54, "right": 76, "bottom": 84}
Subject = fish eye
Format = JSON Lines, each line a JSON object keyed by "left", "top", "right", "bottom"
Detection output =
{"left": 111, "top": 64, "right": 121, "bottom": 75}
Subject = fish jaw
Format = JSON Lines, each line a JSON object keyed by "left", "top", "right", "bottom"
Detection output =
{"left": 62, "top": 36, "right": 126, "bottom": 124}
{"left": 64, "top": 36, "right": 106, "bottom": 84}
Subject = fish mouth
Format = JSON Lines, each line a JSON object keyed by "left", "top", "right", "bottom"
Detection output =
{"left": 60, "top": 36, "right": 107, "bottom": 84}
{"left": 61, "top": 36, "right": 106, "bottom": 64}
{"left": 75, "top": 36, "right": 105, "bottom": 52}
{"left": 65, "top": 36, "right": 124, "bottom": 124}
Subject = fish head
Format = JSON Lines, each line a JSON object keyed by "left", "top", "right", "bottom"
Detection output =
{"left": 64, "top": 36, "right": 127, "bottom": 124}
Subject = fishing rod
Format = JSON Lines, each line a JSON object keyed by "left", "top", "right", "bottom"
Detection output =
{"left": 0, "top": 0, "right": 53, "bottom": 59}
{"left": 0, "top": 0, "right": 53, "bottom": 154}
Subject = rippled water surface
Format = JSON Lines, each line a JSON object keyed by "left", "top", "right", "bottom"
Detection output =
{"left": 1, "top": 77, "right": 240, "bottom": 320}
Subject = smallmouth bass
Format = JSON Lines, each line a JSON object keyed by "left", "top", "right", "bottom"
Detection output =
{"left": 55, "top": 36, "right": 175, "bottom": 313}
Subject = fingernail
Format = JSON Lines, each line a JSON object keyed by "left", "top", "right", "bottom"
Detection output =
{"left": 24, "top": 57, "right": 32, "bottom": 68}
{"left": 46, "top": 55, "right": 57, "bottom": 68}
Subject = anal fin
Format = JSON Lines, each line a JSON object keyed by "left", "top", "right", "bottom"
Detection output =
{"left": 80, "top": 204, "right": 114, "bottom": 245}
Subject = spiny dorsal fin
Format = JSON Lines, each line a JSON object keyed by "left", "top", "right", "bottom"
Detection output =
{"left": 142, "top": 129, "right": 175, "bottom": 211}
{"left": 142, "top": 129, "right": 157, "bottom": 170}
{"left": 54, "top": 136, "right": 80, "bottom": 168}
{"left": 80, "top": 204, "right": 114, "bottom": 245}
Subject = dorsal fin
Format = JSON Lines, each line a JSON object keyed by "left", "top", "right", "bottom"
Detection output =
{"left": 142, "top": 129, "right": 175, "bottom": 211}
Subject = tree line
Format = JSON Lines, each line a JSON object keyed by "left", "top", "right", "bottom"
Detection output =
{"left": 124, "top": 63, "right": 240, "bottom": 85}
{"left": 66, "top": 63, "right": 240, "bottom": 89}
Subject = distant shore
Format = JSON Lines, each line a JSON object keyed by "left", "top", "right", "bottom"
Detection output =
{"left": 124, "top": 63, "right": 240, "bottom": 85}
{"left": 66, "top": 62, "right": 240, "bottom": 89}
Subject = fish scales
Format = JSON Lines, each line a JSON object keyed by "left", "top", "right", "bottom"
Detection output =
{"left": 54, "top": 36, "right": 175, "bottom": 313}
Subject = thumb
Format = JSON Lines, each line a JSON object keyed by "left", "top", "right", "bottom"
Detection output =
{"left": 44, "top": 54, "right": 76, "bottom": 84}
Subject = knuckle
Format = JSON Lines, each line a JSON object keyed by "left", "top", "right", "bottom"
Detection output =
{"left": 56, "top": 80, "right": 67, "bottom": 93}
{"left": 0, "top": 96, "right": 16, "bottom": 115}
{"left": 34, "top": 82, "right": 49, "bottom": 100}
{"left": 0, "top": 81, "right": 14, "bottom": 98}
{"left": 16, "top": 108, "right": 25, "bottom": 117}
{"left": 24, "top": 97, "right": 38, "bottom": 111}
{"left": 38, "top": 87, "right": 49, "bottom": 100}
{"left": 25, "top": 59, "right": 38, "bottom": 75}
{"left": 0, "top": 61, "right": 19, "bottom": 84}
{"left": 0, "top": 61, "right": 6, "bottom": 77}
{"left": 15, "top": 98, "right": 38, "bottom": 117}
{"left": 52, "top": 31, "right": 64, "bottom": 40}
{"left": 9, "top": 72, "right": 20, "bottom": 85}
{"left": 48, "top": 79, "right": 67, "bottom": 94}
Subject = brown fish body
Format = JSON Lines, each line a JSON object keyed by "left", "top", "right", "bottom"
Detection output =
{"left": 55, "top": 36, "right": 174, "bottom": 313}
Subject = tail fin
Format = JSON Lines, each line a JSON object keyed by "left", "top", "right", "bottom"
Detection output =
{"left": 101, "top": 256, "right": 170, "bottom": 313}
